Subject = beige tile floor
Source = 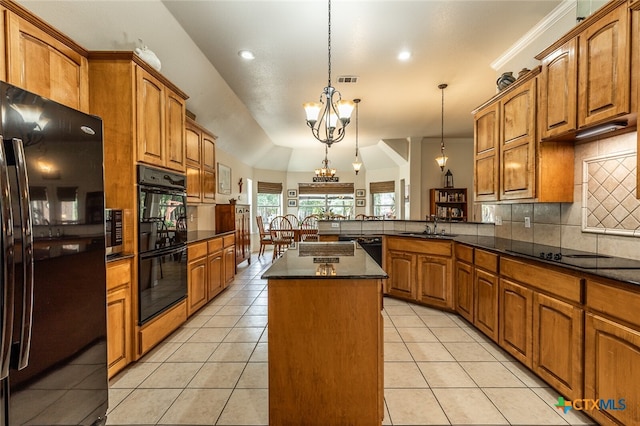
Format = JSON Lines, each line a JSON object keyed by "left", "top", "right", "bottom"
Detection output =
{"left": 106, "top": 252, "right": 596, "bottom": 425}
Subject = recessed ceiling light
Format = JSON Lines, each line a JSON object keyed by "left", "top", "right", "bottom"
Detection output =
{"left": 238, "top": 50, "right": 255, "bottom": 60}
{"left": 397, "top": 50, "right": 412, "bottom": 61}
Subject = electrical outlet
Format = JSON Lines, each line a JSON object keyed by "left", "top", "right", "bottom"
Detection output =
{"left": 331, "top": 222, "right": 340, "bottom": 228}
{"left": 495, "top": 216, "right": 502, "bottom": 226}
{"left": 190, "top": 214, "right": 194, "bottom": 222}
{"left": 524, "top": 216, "right": 531, "bottom": 228}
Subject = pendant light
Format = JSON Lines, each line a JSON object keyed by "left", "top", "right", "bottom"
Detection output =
{"left": 303, "top": 0, "right": 354, "bottom": 147}
{"left": 352, "top": 98, "right": 362, "bottom": 174}
{"left": 435, "top": 83, "right": 448, "bottom": 171}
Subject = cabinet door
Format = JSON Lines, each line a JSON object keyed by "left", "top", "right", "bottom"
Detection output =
{"left": 578, "top": 3, "right": 630, "bottom": 128}
{"left": 107, "top": 286, "right": 130, "bottom": 378}
{"left": 417, "top": 255, "right": 452, "bottom": 309}
{"left": 539, "top": 39, "right": 577, "bottom": 139}
{"left": 500, "top": 78, "right": 536, "bottom": 200}
{"left": 499, "top": 278, "right": 533, "bottom": 367}
{"left": 533, "top": 292, "right": 583, "bottom": 400}
{"left": 454, "top": 261, "right": 473, "bottom": 322}
{"left": 5, "top": 13, "right": 89, "bottom": 112}
{"left": 187, "top": 257, "right": 207, "bottom": 316}
{"left": 474, "top": 269, "right": 499, "bottom": 342}
{"left": 165, "top": 88, "right": 186, "bottom": 172}
{"left": 474, "top": 103, "right": 500, "bottom": 201}
{"left": 202, "top": 132, "right": 216, "bottom": 203}
{"left": 585, "top": 313, "right": 640, "bottom": 426}
{"left": 207, "top": 252, "right": 224, "bottom": 301}
{"left": 386, "top": 250, "right": 415, "bottom": 300}
{"left": 185, "top": 125, "right": 201, "bottom": 203}
{"left": 224, "top": 246, "right": 236, "bottom": 286}
{"left": 136, "top": 67, "right": 165, "bottom": 167}
{"left": 106, "top": 259, "right": 131, "bottom": 378}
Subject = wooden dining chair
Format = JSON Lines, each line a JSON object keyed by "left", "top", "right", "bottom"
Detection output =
{"left": 269, "top": 216, "right": 294, "bottom": 261}
{"left": 355, "top": 214, "right": 366, "bottom": 220}
{"left": 256, "top": 215, "right": 273, "bottom": 257}
{"left": 300, "top": 215, "right": 319, "bottom": 242}
{"left": 284, "top": 214, "right": 299, "bottom": 229}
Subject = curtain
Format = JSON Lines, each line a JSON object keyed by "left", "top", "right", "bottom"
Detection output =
{"left": 298, "top": 183, "right": 354, "bottom": 195}
{"left": 370, "top": 181, "right": 395, "bottom": 194}
{"left": 257, "top": 181, "right": 283, "bottom": 194}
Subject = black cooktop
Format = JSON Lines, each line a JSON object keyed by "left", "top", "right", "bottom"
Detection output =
{"left": 505, "top": 241, "right": 640, "bottom": 270}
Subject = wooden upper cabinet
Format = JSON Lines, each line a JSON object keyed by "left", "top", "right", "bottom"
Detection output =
{"left": 473, "top": 103, "right": 500, "bottom": 202}
{"left": 185, "top": 118, "right": 217, "bottom": 204}
{"left": 136, "top": 68, "right": 166, "bottom": 168}
{"left": 135, "top": 66, "right": 186, "bottom": 172}
{"left": 185, "top": 124, "right": 202, "bottom": 203}
{"left": 500, "top": 78, "right": 536, "bottom": 200}
{"left": 578, "top": 2, "right": 630, "bottom": 128}
{"left": 2, "top": 6, "right": 89, "bottom": 112}
{"left": 539, "top": 39, "right": 577, "bottom": 139}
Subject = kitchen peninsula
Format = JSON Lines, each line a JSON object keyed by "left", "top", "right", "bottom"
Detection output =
{"left": 262, "top": 242, "right": 387, "bottom": 426}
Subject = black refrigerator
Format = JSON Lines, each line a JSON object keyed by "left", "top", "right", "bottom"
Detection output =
{"left": 0, "top": 82, "right": 108, "bottom": 425}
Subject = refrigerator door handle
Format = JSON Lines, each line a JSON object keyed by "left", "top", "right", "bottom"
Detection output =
{"left": 0, "top": 138, "right": 15, "bottom": 379}
{"left": 12, "top": 138, "right": 33, "bottom": 370}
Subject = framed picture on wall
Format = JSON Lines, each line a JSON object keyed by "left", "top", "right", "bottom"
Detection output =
{"left": 287, "top": 189, "right": 297, "bottom": 198}
{"left": 355, "top": 189, "right": 366, "bottom": 197}
{"left": 218, "top": 163, "right": 231, "bottom": 195}
{"left": 356, "top": 199, "right": 365, "bottom": 207}
{"left": 288, "top": 198, "right": 297, "bottom": 207}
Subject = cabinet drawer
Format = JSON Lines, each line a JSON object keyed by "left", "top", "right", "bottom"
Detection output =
{"left": 475, "top": 249, "right": 498, "bottom": 273}
{"left": 223, "top": 234, "right": 235, "bottom": 247}
{"left": 208, "top": 237, "right": 223, "bottom": 253}
{"left": 586, "top": 279, "right": 640, "bottom": 328}
{"left": 107, "top": 259, "right": 131, "bottom": 291}
{"left": 387, "top": 237, "right": 452, "bottom": 257}
{"left": 500, "top": 257, "right": 582, "bottom": 303}
{"left": 188, "top": 241, "right": 207, "bottom": 259}
{"left": 454, "top": 243, "right": 473, "bottom": 263}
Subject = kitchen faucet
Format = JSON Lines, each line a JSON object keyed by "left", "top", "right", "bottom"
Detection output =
{"left": 431, "top": 215, "right": 439, "bottom": 235}
{"left": 424, "top": 215, "right": 431, "bottom": 234}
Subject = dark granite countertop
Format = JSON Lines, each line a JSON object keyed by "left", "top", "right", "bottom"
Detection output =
{"left": 389, "top": 233, "right": 640, "bottom": 287}
{"left": 186, "top": 230, "right": 235, "bottom": 244}
{"left": 261, "top": 242, "right": 388, "bottom": 280}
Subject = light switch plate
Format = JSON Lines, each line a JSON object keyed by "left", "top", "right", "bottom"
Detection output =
{"left": 331, "top": 222, "right": 340, "bottom": 228}
{"left": 524, "top": 217, "right": 531, "bottom": 228}
{"left": 495, "top": 216, "right": 502, "bottom": 226}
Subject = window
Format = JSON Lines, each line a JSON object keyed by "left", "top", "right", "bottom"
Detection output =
{"left": 57, "top": 187, "right": 79, "bottom": 224}
{"left": 257, "top": 181, "right": 282, "bottom": 225}
{"left": 298, "top": 183, "right": 354, "bottom": 219}
{"left": 370, "top": 180, "right": 396, "bottom": 219}
{"left": 298, "top": 194, "right": 354, "bottom": 219}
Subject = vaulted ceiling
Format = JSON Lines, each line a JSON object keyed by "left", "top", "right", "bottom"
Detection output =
{"left": 18, "top": 0, "right": 573, "bottom": 172}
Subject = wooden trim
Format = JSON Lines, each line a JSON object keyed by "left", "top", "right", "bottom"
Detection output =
{"left": 88, "top": 51, "right": 188, "bottom": 99}
{"left": 471, "top": 66, "right": 541, "bottom": 114}
{"left": 137, "top": 300, "right": 187, "bottom": 356}
{"left": 186, "top": 116, "right": 217, "bottom": 139}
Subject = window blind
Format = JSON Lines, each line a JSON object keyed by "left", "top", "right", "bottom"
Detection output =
{"left": 370, "top": 180, "right": 395, "bottom": 194}
{"left": 56, "top": 187, "right": 78, "bottom": 201}
{"left": 257, "top": 181, "right": 283, "bottom": 194}
{"left": 298, "top": 183, "right": 354, "bottom": 195}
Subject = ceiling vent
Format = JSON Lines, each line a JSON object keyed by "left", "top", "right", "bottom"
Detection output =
{"left": 337, "top": 75, "right": 358, "bottom": 84}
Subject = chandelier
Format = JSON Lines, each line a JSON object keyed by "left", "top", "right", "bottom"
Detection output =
{"left": 435, "top": 83, "right": 449, "bottom": 171}
{"left": 315, "top": 145, "right": 336, "bottom": 178}
{"left": 303, "top": 0, "right": 354, "bottom": 147}
{"left": 352, "top": 98, "right": 362, "bottom": 174}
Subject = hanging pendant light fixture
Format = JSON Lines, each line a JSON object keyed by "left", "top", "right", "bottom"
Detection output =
{"left": 435, "top": 83, "right": 449, "bottom": 171}
{"left": 352, "top": 98, "right": 362, "bottom": 174}
{"left": 315, "top": 144, "right": 336, "bottom": 178}
{"left": 303, "top": 0, "right": 354, "bottom": 147}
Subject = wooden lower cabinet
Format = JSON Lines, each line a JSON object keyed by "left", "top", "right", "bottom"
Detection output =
{"left": 499, "top": 278, "right": 533, "bottom": 368}
{"left": 385, "top": 237, "right": 453, "bottom": 309}
{"left": 585, "top": 279, "right": 640, "bottom": 425}
{"left": 532, "top": 292, "right": 583, "bottom": 400}
{"left": 106, "top": 258, "right": 132, "bottom": 378}
{"left": 187, "top": 242, "right": 208, "bottom": 316}
{"left": 386, "top": 250, "right": 415, "bottom": 300}
{"left": 454, "top": 260, "right": 473, "bottom": 322}
{"left": 207, "top": 238, "right": 224, "bottom": 300}
{"left": 417, "top": 254, "right": 452, "bottom": 309}
{"left": 474, "top": 269, "right": 499, "bottom": 342}
{"left": 224, "top": 245, "right": 236, "bottom": 286}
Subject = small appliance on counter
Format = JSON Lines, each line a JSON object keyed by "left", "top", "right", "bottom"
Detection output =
{"left": 106, "top": 208, "right": 124, "bottom": 256}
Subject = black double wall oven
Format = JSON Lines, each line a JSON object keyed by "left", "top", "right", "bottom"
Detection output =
{"left": 137, "top": 165, "right": 188, "bottom": 325}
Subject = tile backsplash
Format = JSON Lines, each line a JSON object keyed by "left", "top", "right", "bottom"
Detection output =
{"left": 491, "top": 131, "right": 640, "bottom": 260}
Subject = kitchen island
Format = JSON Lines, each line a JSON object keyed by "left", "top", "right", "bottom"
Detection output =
{"left": 262, "top": 242, "right": 387, "bottom": 426}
